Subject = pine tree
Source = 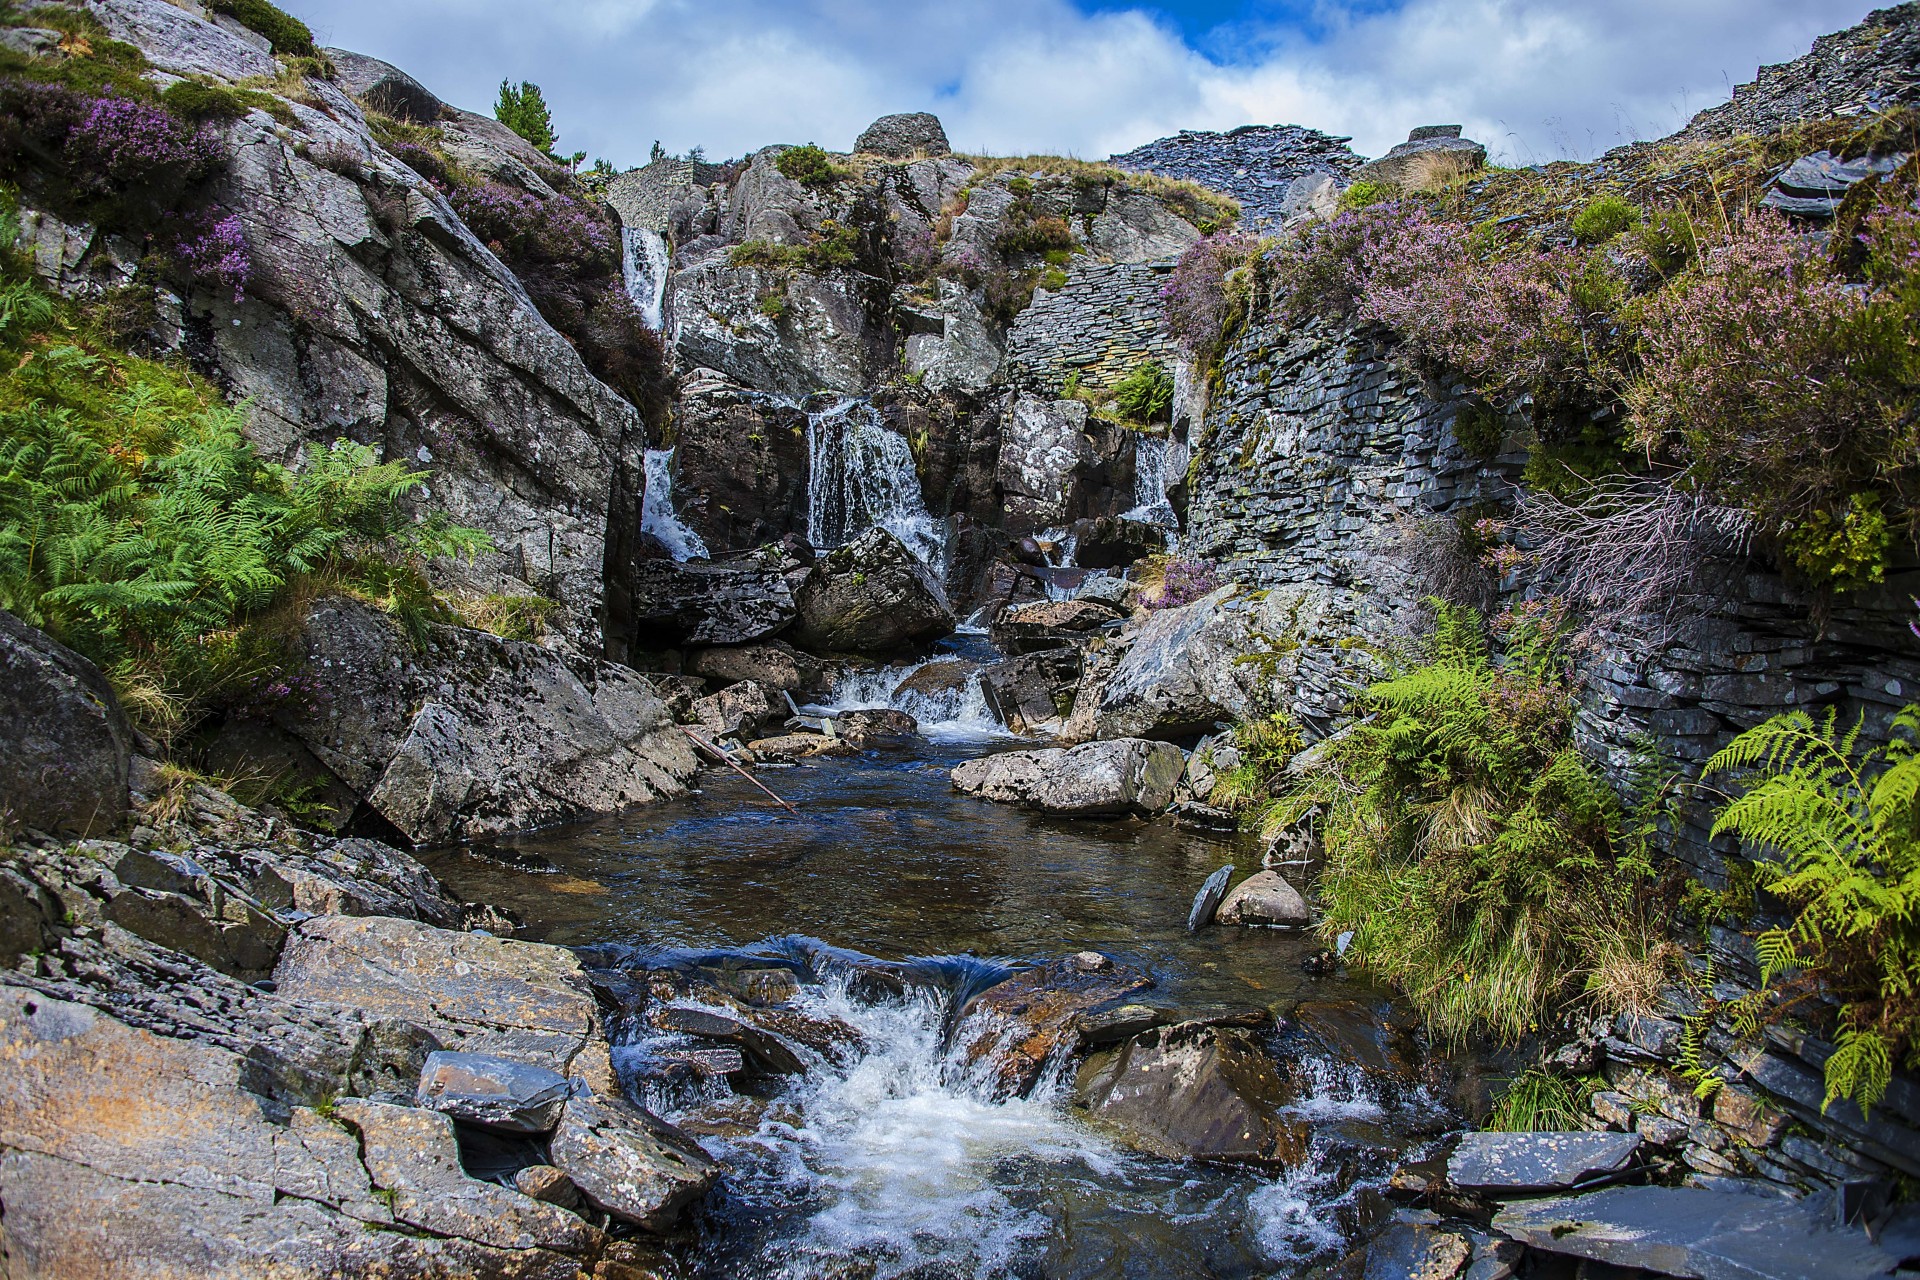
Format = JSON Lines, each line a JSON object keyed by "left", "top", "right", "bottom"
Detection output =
{"left": 494, "top": 80, "right": 557, "bottom": 155}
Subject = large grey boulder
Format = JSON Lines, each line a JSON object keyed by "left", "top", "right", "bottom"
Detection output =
{"left": 415, "top": 1050, "right": 572, "bottom": 1134}
{"left": 1076, "top": 1020, "right": 1310, "bottom": 1169}
{"left": 980, "top": 648, "right": 1083, "bottom": 734}
{"left": 278, "top": 597, "right": 696, "bottom": 845}
{"left": 667, "top": 372, "right": 813, "bottom": 554}
{"left": 997, "top": 395, "right": 1094, "bottom": 535}
{"left": 322, "top": 48, "right": 445, "bottom": 124}
{"left": 1092, "top": 588, "right": 1262, "bottom": 740}
{"left": 548, "top": 1093, "right": 719, "bottom": 1232}
{"left": 855, "top": 113, "right": 951, "bottom": 158}
{"left": 686, "top": 640, "right": 826, "bottom": 695}
{"left": 792, "top": 528, "right": 955, "bottom": 655}
{"left": 0, "top": 611, "right": 132, "bottom": 837}
{"left": 689, "top": 678, "right": 785, "bottom": 741}
{"left": 629, "top": 558, "right": 798, "bottom": 647}
{"left": 1351, "top": 128, "right": 1487, "bottom": 190}
{"left": 950, "top": 739, "right": 1185, "bottom": 816}
{"left": 1214, "top": 870, "right": 1312, "bottom": 927}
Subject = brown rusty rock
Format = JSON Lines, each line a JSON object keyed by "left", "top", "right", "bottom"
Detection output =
{"left": 954, "top": 953, "right": 1153, "bottom": 1097}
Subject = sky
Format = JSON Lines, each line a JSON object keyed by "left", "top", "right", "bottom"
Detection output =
{"left": 296, "top": 0, "right": 1876, "bottom": 170}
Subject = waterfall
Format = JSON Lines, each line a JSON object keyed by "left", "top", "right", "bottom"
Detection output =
{"left": 621, "top": 226, "right": 672, "bottom": 332}
{"left": 808, "top": 657, "right": 1001, "bottom": 743}
{"left": 641, "top": 448, "right": 709, "bottom": 562}
{"left": 805, "top": 399, "right": 945, "bottom": 569}
{"left": 1123, "top": 433, "right": 1184, "bottom": 551}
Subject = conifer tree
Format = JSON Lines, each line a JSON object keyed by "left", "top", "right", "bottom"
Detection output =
{"left": 494, "top": 80, "right": 557, "bottom": 155}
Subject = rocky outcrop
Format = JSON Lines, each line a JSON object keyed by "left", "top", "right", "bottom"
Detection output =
{"left": 322, "top": 47, "right": 444, "bottom": 123}
{"left": 1108, "top": 123, "right": 1365, "bottom": 228}
{"left": 628, "top": 557, "right": 799, "bottom": 648}
{"left": 990, "top": 597, "right": 1123, "bottom": 654}
{"left": 791, "top": 528, "right": 955, "bottom": 654}
{"left": 855, "top": 112, "right": 951, "bottom": 158}
{"left": 276, "top": 597, "right": 697, "bottom": 845}
{"left": 950, "top": 739, "right": 1185, "bottom": 816}
{"left": 1350, "top": 127, "right": 1487, "bottom": 189}
{"left": 0, "top": 610, "right": 132, "bottom": 838}
{"left": 1086, "top": 588, "right": 1268, "bottom": 740}
{"left": 670, "top": 372, "right": 812, "bottom": 553}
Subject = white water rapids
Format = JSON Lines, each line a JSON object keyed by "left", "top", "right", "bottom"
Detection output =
{"left": 621, "top": 225, "right": 673, "bottom": 332}
{"left": 808, "top": 657, "right": 1001, "bottom": 743}
{"left": 805, "top": 398, "right": 947, "bottom": 571}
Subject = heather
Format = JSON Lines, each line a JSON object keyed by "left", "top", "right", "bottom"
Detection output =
{"left": 1137, "top": 556, "right": 1220, "bottom": 610}
{"left": 1162, "top": 231, "right": 1261, "bottom": 363}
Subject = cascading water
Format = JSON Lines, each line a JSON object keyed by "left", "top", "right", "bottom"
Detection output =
{"left": 641, "top": 448, "right": 709, "bottom": 561}
{"left": 809, "top": 657, "right": 1001, "bottom": 742}
{"left": 1124, "top": 432, "right": 1185, "bottom": 550}
{"left": 621, "top": 225, "right": 672, "bottom": 332}
{"left": 805, "top": 399, "right": 946, "bottom": 570}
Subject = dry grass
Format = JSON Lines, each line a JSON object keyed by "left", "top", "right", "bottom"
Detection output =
{"left": 1398, "top": 148, "right": 1485, "bottom": 195}
{"left": 956, "top": 153, "right": 1242, "bottom": 230}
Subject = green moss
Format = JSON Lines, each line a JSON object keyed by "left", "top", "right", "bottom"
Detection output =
{"left": 1039, "top": 267, "right": 1068, "bottom": 291}
{"left": 206, "top": 0, "right": 316, "bottom": 57}
{"left": 160, "top": 79, "right": 293, "bottom": 126}
{"left": 1337, "top": 180, "right": 1390, "bottom": 211}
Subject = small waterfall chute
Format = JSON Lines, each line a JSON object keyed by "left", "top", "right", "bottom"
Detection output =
{"left": 621, "top": 225, "right": 672, "bottom": 332}
{"left": 1123, "top": 432, "right": 1184, "bottom": 550}
{"left": 805, "top": 399, "right": 945, "bottom": 571}
{"left": 641, "top": 449, "right": 709, "bottom": 562}
{"left": 807, "top": 657, "right": 1001, "bottom": 742}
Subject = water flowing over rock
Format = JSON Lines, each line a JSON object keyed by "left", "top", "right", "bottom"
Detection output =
{"left": 640, "top": 448, "right": 712, "bottom": 562}
{"left": 954, "top": 952, "right": 1154, "bottom": 1097}
{"left": 950, "top": 739, "right": 1186, "bottom": 816}
{"left": 0, "top": 610, "right": 132, "bottom": 838}
{"left": 806, "top": 399, "right": 945, "bottom": 568}
{"left": 792, "top": 528, "right": 955, "bottom": 654}
{"left": 622, "top": 225, "right": 673, "bottom": 332}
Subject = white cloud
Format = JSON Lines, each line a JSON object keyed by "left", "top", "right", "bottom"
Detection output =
{"left": 296, "top": 0, "right": 1877, "bottom": 168}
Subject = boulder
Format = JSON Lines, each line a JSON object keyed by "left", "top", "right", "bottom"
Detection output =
{"left": 1092, "top": 588, "right": 1262, "bottom": 740}
{"left": 1214, "top": 870, "right": 1312, "bottom": 927}
{"left": 1067, "top": 515, "right": 1167, "bottom": 570}
{"left": 322, "top": 47, "right": 444, "bottom": 123}
{"left": 891, "top": 657, "right": 979, "bottom": 704}
{"left": 278, "top": 597, "right": 698, "bottom": 845}
{"left": 686, "top": 640, "right": 826, "bottom": 695}
{"left": 415, "top": 1051, "right": 573, "bottom": 1134}
{"left": 547, "top": 1093, "right": 719, "bottom": 1232}
{"left": 954, "top": 953, "right": 1154, "bottom": 1097}
{"left": 1351, "top": 129, "right": 1487, "bottom": 190}
{"left": 745, "top": 732, "right": 854, "bottom": 762}
{"left": 990, "top": 598, "right": 1123, "bottom": 654}
{"left": 950, "top": 739, "right": 1185, "bottom": 816}
{"left": 792, "top": 528, "right": 955, "bottom": 655}
{"left": 0, "top": 610, "right": 133, "bottom": 837}
{"left": 836, "top": 708, "right": 919, "bottom": 745}
{"left": 690, "top": 678, "right": 786, "bottom": 740}
{"left": 1448, "top": 1131, "right": 1643, "bottom": 1194}
{"left": 628, "top": 559, "right": 799, "bottom": 647}
{"left": 669, "top": 374, "right": 813, "bottom": 553}
{"left": 1075, "top": 1020, "right": 1310, "bottom": 1169}
{"left": 854, "top": 112, "right": 951, "bottom": 158}
{"left": 1289, "top": 1000, "right": 1421, "bottom": 1079}
{"left": 980, "top": 648, "right": 1083, "bottom": 733}
{"left": 273, "top": 914, "right": 619, "bottom": 1095}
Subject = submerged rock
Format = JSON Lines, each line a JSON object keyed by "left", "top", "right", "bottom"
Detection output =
{"left": 955, "top": 953, "right": 1154, "bottom": 1097}
{"left": 792, "top": 528, "right": 955, "bottom": 654}
{"left": 950, "top": 739, "right": 1186, "bottom": 816}
{"left": 1360, "top": 1221, "right": 1473, "bottom": 1280}
{"left": 0, "top": 610, "right": 133, "bottom": 838}
{"left": 1075, "top": 1020, "right": 1311, "bottom": 1169}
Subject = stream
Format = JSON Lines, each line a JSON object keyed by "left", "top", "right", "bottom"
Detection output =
{"left": 424, "top": 645, "right": 1462, "bottom": 1279}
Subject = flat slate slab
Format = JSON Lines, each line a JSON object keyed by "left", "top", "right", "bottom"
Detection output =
{"left": 1494, "top": 1186, "right": 1903, "bottom": 1280}
{"left": 1449, "top": 1131, "right": 1641, "bottom": 1193}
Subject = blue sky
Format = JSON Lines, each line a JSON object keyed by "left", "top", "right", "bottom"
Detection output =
{"left": 297, "top": 0, "right": 1874, "bottom": 169}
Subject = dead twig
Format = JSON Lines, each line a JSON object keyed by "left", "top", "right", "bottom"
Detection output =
{"left": 680, "top": 727, "right": 801, "bottom": 816}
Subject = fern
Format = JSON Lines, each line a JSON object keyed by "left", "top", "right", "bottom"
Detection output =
{"left": 1707, "top": 705, "right": 1920, "bottom": 1114}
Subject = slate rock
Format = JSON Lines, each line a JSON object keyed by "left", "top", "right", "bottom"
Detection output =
{"left": 979, "top": 647, "right": 1083, "bottom": 733}
{"left": 950, "top": 738, "right": 1186, "bottom": 816}
{"left": 650, "top": 1005, "right": 807, "bottom": 1074}
{"left": 1188, "top": 864, "right": 1234, "bottom": 931}
{"left": 686, "top": 640, "right": 826, "bottom": 695}
{"left": 1215, "top": 869, "right": 1311, "bottom": 926}
{"left": 416, "top": 1050, "right": 572, "bottom": 1134}
{"left": 628, "top": 559, "right": 799, "bottom": 647}
{"left": 691, "top": 678, "right": 785, "bottom": 740}
{"left": 1076, "top": 1020, "right": 1311, "bottom": 1169}
{"left": 1494, "top": 1185, "right": 1903, "bottom": 1280}
{"left": 955, "top": 953, "right": 1154, "bottom": 1097}
{"left": 323, "top": 47, "right": 444, "bottom": 123}
{"left": 991, "top": 597, "right": 1123, "bottom": 653}
{"left": 513, "top": 1164, "right": 581, "bottom": 1209}
{"left": 0, "top": 610, "right": 133, "bottom": 837}
{"left": 1449, "top": 1130, "right": 1642, "bottom": 1193}
{"left": 792, "top": 528, "right": 955, "bottom": 655}
{"left": 547, "top": 1093, "right": 719, "bottom": 1232}
{"left": 1363, "top": 1221, "right": 1473, "bottom": 1280}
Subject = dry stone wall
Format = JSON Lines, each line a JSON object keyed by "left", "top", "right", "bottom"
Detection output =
{"left": 1002, "top": 260, "right": 1180, "bottom": 396}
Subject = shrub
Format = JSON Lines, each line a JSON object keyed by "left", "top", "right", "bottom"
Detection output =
{"left": 1139, "top": 557, "right": 1219, "bottom": 610}
{"left": 1706, "top": 706, "right": 1920, "bottom": 1115}
{"left": 207, "top": 0, "right": 317, "bottom": 57}
{"left": 494, "top": 79, "right": 556, "bottom": 154}
{"left": 1162, "top": 231, "right": 1260, "bottom": 363}
{"left": 1112, "top": 360, "right": 1173, "bottom": 424}
{"left": 996, "top": 214, "right": 1075, "bottom": 255}
{"left": 1625, "top": 207, "right": 1920, "bottom": 588}
{"left": 172, "top": 212, "right": 251, "bottom": 303}
{"left": 1207, "top": 713, "right": 1305, "bottom": 814}
{"left": 776, "top": 143, "right": 845, "bottom": 189}
{"left": 159, "top": 79, "right": 263, "bottom": 123}
{"left": 1306, "top": 601, "right": 1667, "bottom": 1043}
{"left": 1570, "top": 194, "right": 1639, "bottom": 245}
{"left": 981, "top": 266, "right": 1038, "bottom": 325}
{"left": 67, "top": 93, "right": 220, "bottom": 191}
{"left": 1337, "top": 180, "right": 1390, "bottom": 210}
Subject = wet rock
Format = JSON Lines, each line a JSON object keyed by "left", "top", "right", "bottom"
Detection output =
{"left": 991, "top": 598, "right": 1124, "bottom": 654}
{"left": 747, "top": 732, "right": 856, "bottom": 762}
{"left": 686, "top": 640, "right": 827, "bottom": 695}
{"left": 650, "top": 1005, "right": 807, "bottom": 1074}
{"left": 1067, "top": 515, "right": 1167, "bottom": 570}
{"left": 415, "top": 1050, "right": 572, "bottom": 1134}
{"left": 708, "top": 967, "right": 804, "bottom": 1006}
{"left": 0, "top": 610, "right": 133, "bottom": 837}
{"left": 655, "top": 1046, "right": 747, "bottom": 1078}
{"left": 1215, "top": 869, "right": 1312, "bottom": 927}
{"left": 1076, "top": 1020, "right": 1311, "bottom": 1169}
{"left": 668, "top": 375, "right": 812, "bottom": 554}
{"left": 1290, "top": 1000, "right": 1421, "bottom": 1079}
{"left": 980, "top": 648, "right": 1083, "bottom": 733}
{"left": 547, "top": 1093, "right": 720, "bottom": 1232}
{"left": 792, "top": 528, "right": 956, "bottom": 655}
{"left": 280, "top": 597, "right": 697, "bottom": 845}
{"left": 323, "top": 47, "right": 444, "bottom": 123}
{"left": 335, "top": 1098, "right": 600, "bottom": 1254}
{"left": 856, "top": 112, "right": 951, "bottom": 158}
{"left": 1493, "top": 1185, "right": 1904, "bottom": 1280}
{"left": 1170, "top": 800, "right": 1238, "bottom": 832}
{"left": 1448, "top": 1131, "right": 1642, "bottom": 1194}
{"left": 892, "top": 657, "right": 980, "bottom": 705}
{"left": 628, "top": 559, "right": 799, "bottom": 647}
{"left": 274, "top": 914, "right": 619, "bottom": 1094}
{"left": 513, "top": 1164, "right": 581, "bottom": 1209}
{"left": 836, "top": 708, "right": 920, "bottom": 745}
{"left": 1362, "top": 1221, "right": 1473, "bottom": 1280}
{"left": 1077, "top": 1003, "right": 1181, "bottom": 1047}
{"left": 1188, "top": 864, "right": 1234, "bottom": 931}
{"left": 951, "top": 739, "right": 1186, "bottom": 816}
{"left": 955, "top": 953, "right": 1153, "bottom": 1097}
{"left": 691, "top": 678, "right": 786, "bottom": 740}
{"left": 1092, "top": 588, "right": 1263, "bottom": 740}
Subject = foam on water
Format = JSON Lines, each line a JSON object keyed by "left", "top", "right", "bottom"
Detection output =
{"left": 621, "top": 225, "right": 672, "bottom": 332}
{"left": 808, "top": 658, "right": 1002, "bottom": 743}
